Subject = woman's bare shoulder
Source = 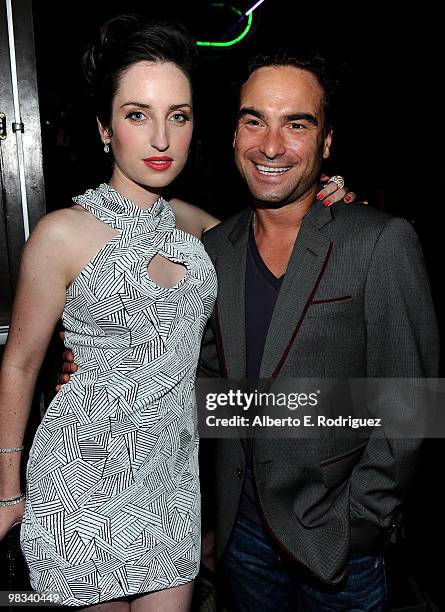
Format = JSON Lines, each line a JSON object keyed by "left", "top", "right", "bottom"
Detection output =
{"left": 29, "top": 206, "right": 79, "bottom": 240}
{"left": 25, "top": 205, "right": 99, "bottom": 259}
{"left": 33, "top": 203, "right": 102, "bottom": 235}
{"left": 170, "top": 198, "right": 220, "bottom": 237}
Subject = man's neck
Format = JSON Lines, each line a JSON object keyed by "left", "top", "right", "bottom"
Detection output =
{"left": 252, "top": 186, "right": 317, "bottom": 237}
{"left": 251, "top": 186, "right": 317, "bottom": 279}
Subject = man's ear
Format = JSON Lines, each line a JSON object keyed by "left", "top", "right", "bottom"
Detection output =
{"left": 232, "top": 129, "right": 237, "bottom": 149}
{"left": 323, "top": 129, "right": 333, "bottom": 160}
{"left": 97, "top": 117, "right": 112, "bottom": 145}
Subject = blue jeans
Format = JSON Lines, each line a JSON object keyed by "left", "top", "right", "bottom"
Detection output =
{"left": 222, "top": 515, "right": 387, "bottom": 611}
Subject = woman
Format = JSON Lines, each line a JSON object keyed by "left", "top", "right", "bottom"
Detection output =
{"left": 0, "top": 14, "right": 350, "bottom": 611}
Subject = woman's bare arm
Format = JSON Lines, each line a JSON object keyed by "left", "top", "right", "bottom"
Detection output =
{"left": 170, "top": 176, "right": 357, "bottom": 236}
{"left": 0, "top": 214, "right": 69, "bottom": 534}
{"left": 170, "top": 198, "right": 220, "bottom": 237}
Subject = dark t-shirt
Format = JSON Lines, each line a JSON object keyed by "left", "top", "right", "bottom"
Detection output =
{"left": 239, "top": 222, "right": 283, "bottom": 522}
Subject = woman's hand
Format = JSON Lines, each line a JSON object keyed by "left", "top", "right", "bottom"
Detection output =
{"left": 317, "top": 174, "right": 363, "bottom": 207}
{"left": 0, "top": 499, "right": 25, "bottom": 541}
{"left": 55, "top": 331, "right": 77, "bottom": 392}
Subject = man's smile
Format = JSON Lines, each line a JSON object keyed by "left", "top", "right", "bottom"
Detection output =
{"left": 253, "top": 162, "right": 292, "bottom": 176}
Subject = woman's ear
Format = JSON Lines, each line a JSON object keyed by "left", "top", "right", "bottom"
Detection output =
{"left": 96, "top": 117, "right": 112, "bottom": 145}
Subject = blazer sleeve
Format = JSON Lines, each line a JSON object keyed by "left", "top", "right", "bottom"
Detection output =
{"left": 349, "top": 217, "right": 439, "bottom": 551}
{"left": 197, "top": 314, "right": 223, "bottom": 379}
{"left": 198, "top": 231, "right": 225, "bottom": 380}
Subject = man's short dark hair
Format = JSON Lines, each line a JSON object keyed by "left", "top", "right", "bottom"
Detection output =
{"left": 247, "top": 50, "right": 336, "bottom": 132}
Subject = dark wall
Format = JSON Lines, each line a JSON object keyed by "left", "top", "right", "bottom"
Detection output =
{"left": 33, "top": 0, "right": 444, "bottom": 359}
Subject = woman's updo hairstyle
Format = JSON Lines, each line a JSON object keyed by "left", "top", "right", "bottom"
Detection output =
{"left": 82, "top": 14, "right": 198, "bottom": 130}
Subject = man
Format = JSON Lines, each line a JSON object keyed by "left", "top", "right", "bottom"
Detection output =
{"left": 198, "top": 51, "right": 439, "bottom": 610}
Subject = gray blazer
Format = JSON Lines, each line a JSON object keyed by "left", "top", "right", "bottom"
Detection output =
{"left": 198, "top": 200, "right": 439, "bottom": 585}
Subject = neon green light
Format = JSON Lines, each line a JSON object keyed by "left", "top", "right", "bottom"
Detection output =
{"left": 196, "top": 7, "right": 252, "bottom": 47}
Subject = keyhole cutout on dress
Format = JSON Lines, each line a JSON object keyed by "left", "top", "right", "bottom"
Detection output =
{"left": 146, "top": 253, "right": 187, "bottom": 288}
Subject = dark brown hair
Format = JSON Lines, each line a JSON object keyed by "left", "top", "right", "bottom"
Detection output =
{"left": 82, "top": 14, "right": 198, "bottom": 129}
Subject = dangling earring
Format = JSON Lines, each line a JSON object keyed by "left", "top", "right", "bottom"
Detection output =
{"left": 104, "top": 143, "right": 110, "bottom": 153}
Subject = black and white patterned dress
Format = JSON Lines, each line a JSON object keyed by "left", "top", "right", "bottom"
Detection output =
{"left": 20, "top": 184, "right": 217, "bottom": 606}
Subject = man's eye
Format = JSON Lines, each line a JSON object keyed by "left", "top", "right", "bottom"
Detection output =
{"left": 246, "top": 119, "right": 261, "bottom": 126}
{"left": 290, "top": 123, "right": 304, "bottom": 130}
{"left": 126, "top": 111, "right": 145, "bottom": 122}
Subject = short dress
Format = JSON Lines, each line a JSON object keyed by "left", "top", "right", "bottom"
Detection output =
{"left": 20, "top": 184, "right": 217, "bottom": 606}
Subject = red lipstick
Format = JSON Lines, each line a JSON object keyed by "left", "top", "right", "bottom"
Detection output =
{"left": 143, "top": 156, "right": 173, "bottom": 171}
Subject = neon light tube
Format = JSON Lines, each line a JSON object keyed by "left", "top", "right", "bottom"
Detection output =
{"left": 196, "top": 12, "right": 252, "bottom": 47}
{"left": 245, "top": 0, "right": 266, "bottom": 16}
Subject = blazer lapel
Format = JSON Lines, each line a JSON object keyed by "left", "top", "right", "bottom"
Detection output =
{"left": 260, "top": 202, "right": 334, "bottom": 378}
{"left": 214, "top": 208, "right": 252, "bottom": 379}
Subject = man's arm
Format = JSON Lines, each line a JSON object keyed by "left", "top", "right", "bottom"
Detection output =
{"left": 198, "top": 230, "right": 224, "bottom": 380}
{"left": 198, "top": 315, "right": 223, "bottom": 379}
{"left": 349, "top": 217, "right": 439, "bottom": 550}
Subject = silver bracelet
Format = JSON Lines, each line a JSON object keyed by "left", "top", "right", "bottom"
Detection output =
{"left": 0, "top": 493, "right": 25, "bottom": 506}
{"left": 0, "top": 446, "right": 24, "bottom": 453}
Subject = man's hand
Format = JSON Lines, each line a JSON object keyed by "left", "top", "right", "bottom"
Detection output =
{"left": 201, "top": 529, "right": 215, "bottom": 573}
{"left": 318, "top": 174, "right": 365, "bottom": 207}
{"left": 55, "top": 330, "right": 77, "bottom": 392}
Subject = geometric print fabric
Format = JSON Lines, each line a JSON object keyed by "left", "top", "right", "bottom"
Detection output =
{"left": 20, "top": 184, "right": 217, "bottom": 606}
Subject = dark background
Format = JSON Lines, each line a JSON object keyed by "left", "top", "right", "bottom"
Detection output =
{"left": 33, "top": 0, "right": 444, "bottom": 343}
{"left": 30, "top": 1, "right": 444, "bottom": 607}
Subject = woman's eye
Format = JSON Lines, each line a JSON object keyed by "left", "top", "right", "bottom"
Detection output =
{"left": 171, "top": 113, "right": 190, "bottom": 123}
{"left": 126, "top": 111, "right": 145, "bottom": 122}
